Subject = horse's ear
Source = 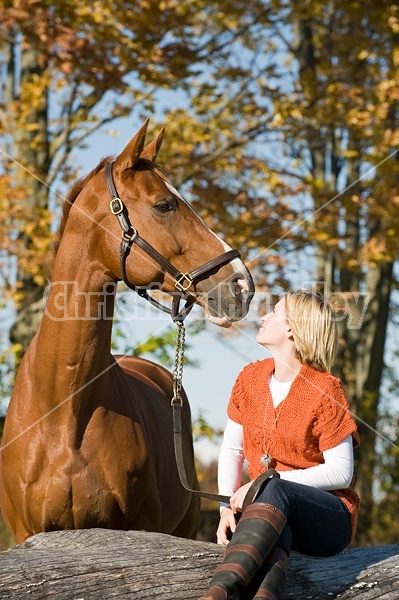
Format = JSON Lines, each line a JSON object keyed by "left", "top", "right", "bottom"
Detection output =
{"left": 114, "top": 119, "right": 150, "bottom": 172}
{"left": 141, "top": 127, "right": 165, "bottom": 161}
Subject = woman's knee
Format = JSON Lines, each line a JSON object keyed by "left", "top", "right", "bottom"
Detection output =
{"left": 255, "top": 477, "right": 289, "bottom": 512}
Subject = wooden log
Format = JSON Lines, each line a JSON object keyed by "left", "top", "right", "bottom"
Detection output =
{"left": 0, "top": 529, "right": 398, "bottom": 599}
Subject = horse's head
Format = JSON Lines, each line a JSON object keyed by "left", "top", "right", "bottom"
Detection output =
{"left": 75, "top": 120, "right": 254, "bottom": 327}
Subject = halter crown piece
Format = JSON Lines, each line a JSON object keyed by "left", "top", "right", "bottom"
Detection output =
{"left": 105, "top": 160, "right": 240, "bottom": 323}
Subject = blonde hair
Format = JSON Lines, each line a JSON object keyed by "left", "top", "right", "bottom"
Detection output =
{"left": 284, "top": 289, "right": 338, "bottom": 372}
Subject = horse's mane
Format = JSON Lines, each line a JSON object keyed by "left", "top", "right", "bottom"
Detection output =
{"left": 46, "top": 156, "right": 162, "bottom": 281}
{"left": 46, "top": 156, "right": 112, "bottom": 280}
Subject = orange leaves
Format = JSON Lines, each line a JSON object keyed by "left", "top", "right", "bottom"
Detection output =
{"left": 0, "top": 174, "right": 52, "bottom": 301}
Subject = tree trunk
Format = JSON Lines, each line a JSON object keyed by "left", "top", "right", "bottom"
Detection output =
{"left": 0, "top": 529, "right": 398, "bottom": 599}
{"left": 348, "top": 261, "right": 393, "bottom": 544}
{"left": 8, "top": 37, "right": 50, "bottom": 356}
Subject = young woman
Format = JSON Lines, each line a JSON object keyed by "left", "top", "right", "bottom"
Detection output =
{"left": 199, "top": 289, "right": 359, "bottom": 600}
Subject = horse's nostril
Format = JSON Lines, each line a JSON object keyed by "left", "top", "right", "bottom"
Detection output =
{"left": 233, "top": 278, "right": 249, "bottom": 295}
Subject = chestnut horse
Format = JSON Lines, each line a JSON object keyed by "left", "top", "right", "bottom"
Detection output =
{"left": 0, "top": 120, "right": 254, "bottom": 543}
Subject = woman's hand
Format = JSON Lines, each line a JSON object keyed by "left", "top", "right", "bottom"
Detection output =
{"left": 230, "top": 481, "right": 253, "bottom": 513}
{"left": 217, "top": 481, "right": 254, "bottom": 545}
{"left": 217, "top": 507, "right": 237, "bottom": 545}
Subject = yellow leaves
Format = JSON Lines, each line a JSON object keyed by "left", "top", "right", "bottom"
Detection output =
{"left": 346, "top": 258, "right": 360, "bottom": 269}
{"left": 192, "top": 413, "right": 223, "bottom": 442}
{"left": 386, "top": 129, "right": 399, "bottom": 146}
{"left": 20, "top": 77, "right": 47, "bottom": 104}
{"left": 342, "top": 149, "right": 360, "bottom": 159}
{"left": 360, "top": 238, "right": 389, "bottom": 265}
{"left": 0, "top": 174, "right": 53, "bottom": 301}
{"left": 75, "top": 4, "right": 99, "bottom": 18}
{"left": 388, "top": 13, "right": 399, "bottom": 34}
{"left": 239, "top": 211, "right": 253, "bottom": 225}
{"left": 290, "top": 108, "right": 303, "bottom": 120}
{"left": 357, "top": 50, "right": 374, "bottom": 60}
{"left": 378, "top": 78, "right": 399, "bottom": 95}
{"left": 312, "top": 178, "right": 325, "bottom": 190}
{"left": 270, "top": 112, "right": 284, "bottom": 128}
{"left": 346, "top": 109, "right": 373, "bottom": 128}
{"left": 266, "top": 170, "right": 284, "bottom": 191}
{"left": 24, "top": 123, "right": 40, "bottom": 132}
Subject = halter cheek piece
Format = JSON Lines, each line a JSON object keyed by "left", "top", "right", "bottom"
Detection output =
{"left": 105, "top": 161, "right": 241, "bottom": 322}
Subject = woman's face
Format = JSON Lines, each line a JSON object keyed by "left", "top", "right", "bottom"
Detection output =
{"left": 256, "top": 297, "right": 290, "bottom": 348}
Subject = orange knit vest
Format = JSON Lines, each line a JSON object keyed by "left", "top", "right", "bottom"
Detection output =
{"left": 227, "top": 358, "right": 360, "bottom": 542}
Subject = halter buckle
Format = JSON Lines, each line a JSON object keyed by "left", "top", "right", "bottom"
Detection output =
{"left": 123, "top": 227, "right": 138, "bottom": 241}
{"left": 110, "top": 198, "right": 124, "bottom": 215}
{"left": 175, "top": 273, "right": 193, "bottom": 292}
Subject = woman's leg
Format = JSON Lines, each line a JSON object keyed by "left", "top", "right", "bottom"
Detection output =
{"left": 255, "top": 478, "right": 352, "bottom": 556}
{"left": 198, "top": 502, "right": 287, "bottom": 600}
{"left": 247, "top": 479, "right": 351, "bottom": 599}
{"left": 247, "top": 546, "right": 289, "bottom": 600}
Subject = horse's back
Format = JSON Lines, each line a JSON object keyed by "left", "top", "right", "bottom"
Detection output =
{"left": 113, "top": 354, "right": 191, "bottom": 415}
{"left": 114, "top": 354, "right": 174, "bottom": 397}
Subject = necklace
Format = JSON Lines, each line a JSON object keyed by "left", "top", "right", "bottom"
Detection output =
{"left": 260, "top": 376, "right": 287, "bottom": 469}
{"left": 260, "top": 406, "right": 283, "bottom": 469}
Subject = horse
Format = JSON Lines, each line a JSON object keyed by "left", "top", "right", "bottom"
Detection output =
{"left": 0, "top": 120, "right": 254, "bottom": 543}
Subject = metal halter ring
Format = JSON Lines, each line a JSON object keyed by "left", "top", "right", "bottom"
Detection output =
{"left": 175, "top": 273, "right": 194, "bottom": 292}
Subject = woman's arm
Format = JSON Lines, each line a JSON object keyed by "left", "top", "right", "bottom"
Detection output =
{"left": 218, "top": 418, "right": 245, "bottom": 505}
{"left": 279, "top": 435, "right": 354, "bottom": 490}
{"left": 217, "top": 419, "right": 245, "bottom": 544}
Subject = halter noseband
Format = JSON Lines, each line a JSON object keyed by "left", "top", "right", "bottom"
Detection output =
{"left": 105, "top": 161, "right": 241, "bottom": 322}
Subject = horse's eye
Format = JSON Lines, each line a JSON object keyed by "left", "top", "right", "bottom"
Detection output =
{"left": 153, "top": 200, "right": 176, "bottom": 215}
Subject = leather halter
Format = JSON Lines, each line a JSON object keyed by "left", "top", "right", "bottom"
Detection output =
{"left": 105, "top": 160, "right": 241, "bottom": 322}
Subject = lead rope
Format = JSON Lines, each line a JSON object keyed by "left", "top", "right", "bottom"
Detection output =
{"left": 171, "top": 322, "right": 230, "bottom": 504}
{"left": 171, "top": 322, "right": 280, "bottom": 506}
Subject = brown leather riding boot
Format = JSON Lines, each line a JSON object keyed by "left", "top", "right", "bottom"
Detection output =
{"left": 198, "top": 503, "right": 287, "bottom": 600}
{"left": 252, "top": 547, "right": 289, "bottom": 599}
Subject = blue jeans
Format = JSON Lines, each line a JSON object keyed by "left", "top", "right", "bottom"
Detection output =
{"left": 254, "top": 478, "right": 352, "bottom": 557}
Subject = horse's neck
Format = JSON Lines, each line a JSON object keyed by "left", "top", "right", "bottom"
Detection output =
{"left": 31, "top": 248, "right": 116, "bottom": 411}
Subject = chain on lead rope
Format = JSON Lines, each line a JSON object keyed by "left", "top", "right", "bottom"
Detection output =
{"left": 172, "top": 321, "right": 186, "bottom": 407}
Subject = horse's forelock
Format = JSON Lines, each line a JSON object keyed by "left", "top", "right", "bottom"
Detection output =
{"left": 135, "top": 157, "right": 159, "bottom": 170}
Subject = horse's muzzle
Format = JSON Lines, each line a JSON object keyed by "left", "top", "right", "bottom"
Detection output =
{"left": 199, "top": 266, "right": 255, "bottom": 327}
